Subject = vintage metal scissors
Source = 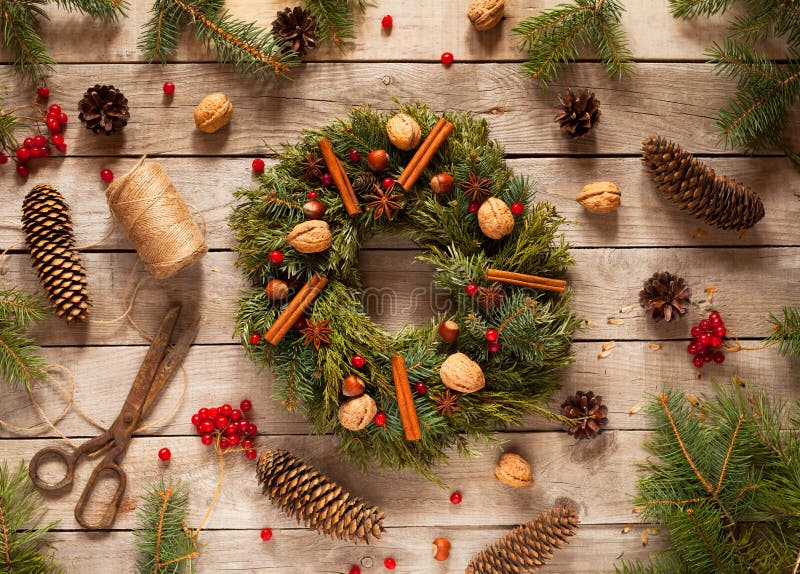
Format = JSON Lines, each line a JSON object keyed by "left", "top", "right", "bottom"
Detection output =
{"left": 29, "top": 304, "right": 199, "bottom": 530}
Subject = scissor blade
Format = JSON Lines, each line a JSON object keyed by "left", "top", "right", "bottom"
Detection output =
{"left": 141, "top": 313, "right": 201, "bottom": 417}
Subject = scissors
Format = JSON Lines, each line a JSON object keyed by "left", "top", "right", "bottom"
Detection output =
{"left": 29, "top": 304, "right": 199, "bottom": 530}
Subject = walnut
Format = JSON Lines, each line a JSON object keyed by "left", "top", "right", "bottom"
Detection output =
{"left": 194, "top": 93, "right": 233, "bottom": 133}
{"left": 477, "top": 197, "right": 514, "bottom": 239}
{"left": 494, "top": 452, "right": 533, "bottom": 487}
{"left": 576, "top": 181, "right": 621, "bottom": 214}
{"left": 386, "top": 113, "right": 421, "bottom": 151}
{"left": 286, "top": 220, "right": 332, "bottom": 253}
{"left": 440, "top": 352, "right": 485, "bottom": 394}
{"left": 467, "top": 0, "right": 505, "bottom": 31}
{"left": 338, "top": 394, "right": 377, "bottom": 431}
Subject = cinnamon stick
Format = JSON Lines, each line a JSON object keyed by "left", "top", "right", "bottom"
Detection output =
{"left": 264, "top": 274, "right": 328, "bottom": 345}
{"left": 397, "top": 118, "right": 454, "bottom": 191}
{"left": 391, "top": 355, "right": 422, "bottom": 441}
{"left": 486, "top": 269, "right": 567, "bottom": 293}
{"left": 318, "top": 138, "right": 361, "bottom": 217}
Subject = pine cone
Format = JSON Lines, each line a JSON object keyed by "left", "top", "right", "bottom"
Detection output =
{"left": 21, "top": 185, "right": 91, "bottom": 322}
{"left": 561, "top": 391, "right": 608, "bottom": 440}
{"left": 78, "top": 84, "right": 129, "bottom": 135}
{"left": 272, "top": 6, "right": 317, "bottom": 56}
{"left": 256, "top": 449, "right": 385, "bottom": 543}
{"left": 642, "top": 135, "right": 765, "bottom": 231}
{"left": 352, "top": 171, "right": 379, "bottom": 197}
{"left": 639, "top": 271, "right": 691, "bottom": 322}
{"left": 465, "top": 506, "right": 580, "bottom": 574}
{"left": 554, "top": 88, "right": 600, "bottom": 139}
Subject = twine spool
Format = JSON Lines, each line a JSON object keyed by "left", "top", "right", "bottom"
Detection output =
{"left": 106, "top": 157, "right": 208, "bottom": 279}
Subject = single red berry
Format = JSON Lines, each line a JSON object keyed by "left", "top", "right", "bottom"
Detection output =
{"left": 450, "top": 491, "right": 462, "bottom": 504}
{"left": 228, "top": 433, "right": 241, "bottom": 446}
{"left": 307, "top": 190, "right": 317, "bottom": 200}
{"left": 220, "top": 404, "right": 233, "bottom": 416}
{"left": 191, "top": 413, "right": 200, "bottom": 426}
{"left": 710, "top": 336, "right": 723, "bottom": 349}
{"left": 349, "top": 567, "right": 361, "bottom": 574}
{"left": 699, "top": 333, "right": 712, "bottom": 347}
{"left": 247, "top": 423, "right": 258, "bottom": 435}
{"left": 16, "top": 147, "right": 30, "bottom": 162}
{"left": 238, "top": 420, "right": 250, "bottom": 433}
{"left": 33, "top": 135, "right": 47, "bottom": 148}
{"left": 440, "top": 52, "right": 454, "bottom": 66}
{"left": 219, "top": 437, "right": 230, "bottom": 449}
{"left": 100, "top": 169, "right": 114, "bottom": 183}
{"left": 269, "top": 250, "right": 284, "bottom": 264}
{"left": 700, "top": 319, "right": 712, "bottom": 332}
{"left": 293, "top": 317, "right": 306, "bottom": 329}
{"left": 16, "top": 164, "right": 29, "bottom": 177}
{"left": 198, "top": 407, "right": 209, "bottom": 419}
{"left": 350, "top": 354, "right": 366, "bottom": 369}
{"left": 242, "top": 438, "right": 254, "bottom": 449}
{"left": 713, "top": 351, "right": 725, "bottom": 364}
{"left": 215, "top": 415, "right": 228, "bottom": 430}
{"left": 690, "top": 326, "right": 702, "bottom": 339}
{"left": 209, "top": 407, "right": 219, "bottom": 418}
{"left": 40, "top": 146, "right": 50, "bottom": 158}
{"left": 485, "top": 329, "right": 499, "bottom": 342}
{"left": 320, "top": 172, "right": 333, "bottom": 186}
{"left": 250, "top": 332, "right": 262, "bottom": 344}
{"left": 709, "top": 311, "right": 722, "bottom": 324}
{"left": 158, "top": 447, "right": 171, "bottom": 461}
{"left": 48, "top": 104, "right": 62, "bottom": 116}
{"left": 381, "top": 14, "right": 393, "bottom": 28}
{"left": 348, "top": 149, "right": 361, "bottom": 162}
{"left": 201, "top": 433, "right": 214, "bottom": 445}
{"left": 245, "top": 449, "right": 258, "bottom": 460}
{"left": 240, "top": 399, "right": 252, "bottom": 413}
{"left": 163, "top": 81, "right": 176, "bottom": 95}
{"left": 693, "top": 355, "right": 704, "bottom": 368}
{"left": 54, "top": 142, "right": 67, "bottom": 153}
{"left": 37, "top": 86, "right": 50, "bottom": 99}
{"left": 687, "top": 342, "right": 697, "bottom": 354}
{"left": 51, "top": 133, "right": 64, "bottom": 146}
{"left": 511, "top": 202, "right": 524, "bottom": 215}
{"left": 0, "top": 153, "right": 7, "bottom": 165}
{"left": 381, "top": 177, "right": 394, "bottom": 190}
{"left": 414, "top": 381, "right": 428, "bottom": 395}
{"left": 468, "top": 201, "right": 480, "bottom": 213}
{"left": 465, "top": 283, "right": 479, "bottom": 297}
{"left": 46, "top": 111, "right": 58, "bottom": 123}
{"left": 374, "top": 412, "right": 387, "bottom": 426}
{"left": 58, "top": 113, "right": 68, "bottom": 126}
{"left": 230, "top": 409, "right": 242, "bottom": 421}
{"left": 252, "top": 158, "right": 265, "bottom": 172}
{"left": 488, "top": 341, "right": 501, "bottom": 353}
{"left": 714, "top": 325, "right": 727, "bottom": 337}
{"left": 384, "top": 558, "right": 396, "bottom": 570}
{"left": 23, "top": 137, "right": 34, "bottom": 149}
{"left": 30, "top": 147, "right": 42, "bottom": 160}
{"left": 47, "top": 117, "right": 61, "bottom": 133}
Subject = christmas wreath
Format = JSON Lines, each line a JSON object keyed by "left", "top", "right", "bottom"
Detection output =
{"left": 230, "top": 103, "right": 580, "bottom": 480}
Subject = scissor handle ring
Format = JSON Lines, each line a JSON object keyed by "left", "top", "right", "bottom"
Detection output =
{"left": 74, "top": 460, "right": 127, "bottom": 530}
{"left": 29, "top": 447, "right": 76, "bottom": 491}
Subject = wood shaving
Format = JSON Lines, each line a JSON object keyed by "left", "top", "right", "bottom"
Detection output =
{"left": 632, "top": 506, "right": 644, "bottom": 514}
{"left": 686, "top": 393, "right": 700, "bottom": 407}
{"left": 641, "top": 530, "right": 648, "bottom": 546}
{"left": 648, "top": 343, "right": 662, "bottom": 351}
{"left": 585, "top": 320, "right": 600, "bottom": 329}
{"left": 621, "top": 524, "right": 632, "bottom": 534}
{"left": 628, "top": 403, "right": 643, "bottom": 415}
{"left": 619, "top": 305, "right": 635, "bottom": 314}
{"left": 607, "top": 317, "right": 625, "bottom": 325}
{"left": 704, "top": 285, "right": 717, "bottom": 303}
{"left": 692, "top": 228, "right": 707, "bottom": 238}
{"left": 598, "top": 341, "right": 616, "bottom": 359}
{"left": 647, "top": 528, "right": 660, "bottom": 536}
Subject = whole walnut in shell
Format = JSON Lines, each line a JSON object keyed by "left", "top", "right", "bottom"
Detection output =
{"left": 194, "top": 93, "right": 233, "bottom": 133}
{"left": 440, "top": 352, "right": 485, "bottom": 394}
{"left": 494, "top": 452, "right": 533, "bottom": 487}
{"left": 478, "top": 197, "right": 515, "bottom": 239}
{"left": 286, "top": 220, "right": 332, "bottom": 253}
{"left": 386, "top": 113, "right": 422, "bottom": 151}
{"left": 338, "top": 394, "right": 378, "bottom": 431}
{"left": 467, "top": 0, "right": 505, "bottom": 31}
{"left": 576, "top": 182, "right": 621, "bottom": 214}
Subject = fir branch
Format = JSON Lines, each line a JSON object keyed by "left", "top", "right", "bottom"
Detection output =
{"left": 0, "top": 0, "right": 54, "bottom": 83}
{"left": 668, "top": 0, "right": 737, "bottom": 19}
{"left": 0, "top": 460, "right": 60, "bottom": 573}
{"left": 765, "top": 306, "right": 800, "bottom": 357}
{"left": 0, "top": 106, "right": 22, "bottom": 157}
{"left": 512, "top": 0, "right": 634, "bottom": 88}
{"left": 0, "top": 289, "right": 47, "bottom": 391}
{"left": 304, "top": 0, "right": 367, "bottom": 45}
{"left": 51, "top": 0, "right": 127, "bottom": 20}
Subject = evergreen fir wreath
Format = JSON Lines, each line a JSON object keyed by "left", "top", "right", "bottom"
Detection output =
{"left": 230, "top": 103, "right": 580, "bottom": 480}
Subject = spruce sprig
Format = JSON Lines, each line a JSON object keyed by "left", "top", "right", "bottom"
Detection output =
{"left": 0, "top": 460, "right": 60, "bottom": 574}
{"left": 512, "top": 0, "right": 634, "bottom": 88}
{"left": 668, "top": 0, "right": 737, "bottom": 19}
{"left": 0, "top": 288, "right": 48, "bottom": 391}
{"left": 306, "top": 0, "right": 368, "bottom": 45}
{"left": 764, "top": 306, "right": 800, "bottom": 357}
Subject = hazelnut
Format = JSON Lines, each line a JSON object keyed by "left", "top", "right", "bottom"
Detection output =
{"left": 367, "top": 149, "right": 389, "bottom": 173}
{"left": 265, "top": 279, "right": 289, "bottom": 301}
{"left": 467, "top": 0, "right": 505, "bottom": 31}
{"left": 576, "top": 181, "right": 621, "bottom": 214}
{"left": 432, "top": 537, "right": 452, "bottom": 561}
{"left": 477, "top": 197, "right": 515, "bottom": 239}
{"left": 440, "top": 352, "right": 485, "bottom": 394}
{"left": 286, "top": 220, "right": 332, "bottom": 253}
{"left": 194, "top": 92, "right": 233, "bottom": 133}
{"left": 342, "top": 374, "right": 366, "bottom": 397}
{"left": 338, "top": 394, "right": 377, "bottom": 431}
{"left": 430, "top": 173, "right": 454, "bottom": 195}
{"left": 302, "top": 199, "right": 326, "bottom": 220}
{"left": 386, "top": 113, "right": 422, "bottom": 151}
{"left": 438, "top": 320, "right": 460, "bottom": 344}
{"left": 494, "top": 452, "right": 534, "bottom": 487}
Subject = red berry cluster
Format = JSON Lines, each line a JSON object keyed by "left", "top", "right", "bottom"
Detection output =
{"left": 190, "top": 399, "right": 258, "bottom": 459}
{"left": 688, "top": 311, "right": 727, "bottom": 368}
{"left": 11, "top": 103, "right": 68, "bottom": 178}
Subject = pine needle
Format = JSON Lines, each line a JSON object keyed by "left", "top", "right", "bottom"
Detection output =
{"left": 0, "top": 288, "right": 47, "bottom": 391}
{"left": 765, "top": 306, "right": 800, "bottom": 357}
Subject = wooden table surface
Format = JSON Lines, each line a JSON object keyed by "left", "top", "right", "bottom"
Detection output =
{"left": 2, "top": 1, "right": 799, "bottom": 572}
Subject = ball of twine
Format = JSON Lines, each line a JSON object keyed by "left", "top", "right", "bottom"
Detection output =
{"left": 106, "top": 157, "right": 208, "bottom": 279}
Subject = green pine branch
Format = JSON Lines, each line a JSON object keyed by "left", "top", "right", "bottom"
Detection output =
{"left": 0, "top": 460, "right": 60, "bottom": 574}
{"left": 0, "top": 288, "right": 47, "bottom": 391}
{"left": 133, "top": 478, "right": 198, "bottom": 574}
{"left": 512, "top": 0, "right": 634, "bottom": 88}
{"left": 0, "top": 106, "right": 23, "bottom": 158}
{"left": 51, "top": 0, "right": 127, "bottom": 20}
{"left": 764, "top": 306, "right": 800, "bottom": 357}
{"left": 668, "top": 0, "right": 737, "bottom": 19}
{"left": 306, "top": 0, "right": 368, "bottom": 45}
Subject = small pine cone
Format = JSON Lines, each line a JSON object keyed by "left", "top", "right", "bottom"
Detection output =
{"left": 639, "top": 271, "right": 691, "bottom": 322}
{"left": 561, "top": 391, "right": 608, "bottom": 440}
{"left": 22, "top": 185, "right": 91, "bottom": 322}
{"left": 642, "top": 135, "right": 764, "bottom": 231}
{"left": 352, "top": 171, "right": 379, "bottom": 197}
{"left": 256, "top": 449, "right": 385, "bottom": 544}
{"left": 78, "top": 84, "right": 130, "bottom": 135}
{"left": 272, "top": 6, "right": 317, "bottom": 56}
{"left": 465, "top": 506, "right": 580, "bottom": 573}
{"left": 554, "top": 88, "right": 600, "bottom": 139}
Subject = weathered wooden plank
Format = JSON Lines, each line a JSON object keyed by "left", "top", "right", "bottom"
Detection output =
{"left": 0, "top": 248, "right": 793, "bottom": 345}
{"left": 2, "top": 63, "right": 797, "bottom": 157}
{"left": 0, "top": 342, "right": 794, "bottom": 438}
{"left": 50, "top": 524, "right": 666, "bottom": 573}
{"left": 3, "top": 0, "right": 783, "bottom": 64}
{"left": 0, "top": 432, "right": 647, "bottom": 529}
{"left": 1, "top": 157, "right": 796, "bottom": 250}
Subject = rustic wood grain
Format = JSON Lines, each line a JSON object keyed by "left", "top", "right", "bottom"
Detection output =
{"left": 0, "top": 157, "right": 796, "bottom": 250}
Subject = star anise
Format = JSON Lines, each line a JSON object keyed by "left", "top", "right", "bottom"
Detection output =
{"left": 300, "top": 150, "right": 326, "bottom": 181}
{"left": 477, "top": 284, "right": 504, "bottom": 308}
{"left": 460, "top": 172, "right": 493, "bottom": 203}
{"left": 364, "top": 184, "right": 404, "bottom": 221}
{"left": 433, "top": 390, "right": 461, "bottom": 416}
{"left": 299, "top": 318, "right": 333, "bottom": 350}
